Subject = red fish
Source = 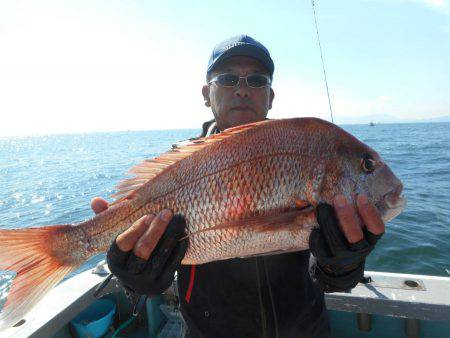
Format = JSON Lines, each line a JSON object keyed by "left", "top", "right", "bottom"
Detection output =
{"left": 0, "top": 118, "right": 405, "bottom": 329}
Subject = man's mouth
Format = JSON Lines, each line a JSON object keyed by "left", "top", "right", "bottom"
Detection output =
{"left": 231, "top": 106, "right": 254, "bottom": 111}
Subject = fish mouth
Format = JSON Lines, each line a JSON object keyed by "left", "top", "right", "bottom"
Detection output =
{"left": 380, "top": 183, "right": 406, "bottom": 222}
{"left": 383, "top": 183, "right": 405, "bottom": 209}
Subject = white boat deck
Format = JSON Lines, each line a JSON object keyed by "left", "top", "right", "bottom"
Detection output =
{"left": 2, "top": 262, "right": 450, "bottom": 338}
{"left": 326, "top": 271, "right": 450, "bottom": 322}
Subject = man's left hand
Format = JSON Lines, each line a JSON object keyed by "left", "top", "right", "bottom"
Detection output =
{"left": 309, "top": 194, "right": 385, "bottom": 292}
{"left": 332, "top": 194, "right": 385, "bottom": 245}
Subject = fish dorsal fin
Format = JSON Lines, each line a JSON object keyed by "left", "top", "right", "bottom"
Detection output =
{"left": 111, "top": 120, "right": 267, "bottom": 204}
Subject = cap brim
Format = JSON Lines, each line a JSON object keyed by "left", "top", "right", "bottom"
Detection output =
{"left": 207, "top": 44, "right": 274, "bottom": 76}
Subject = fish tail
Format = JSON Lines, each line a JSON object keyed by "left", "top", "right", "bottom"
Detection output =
{"left": 0, "top": 225, "right": 77, "bottom": 330}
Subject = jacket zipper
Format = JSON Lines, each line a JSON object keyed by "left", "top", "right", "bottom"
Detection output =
{"left": 263, "top": 258, "right": 279, "bottom": 338}
{"left": 255, "top": 258, "right": 267, "bottom": 338}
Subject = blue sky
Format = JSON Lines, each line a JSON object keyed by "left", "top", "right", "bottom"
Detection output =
{"left": 0, "top": 0, "right": 449, "bottom": 136}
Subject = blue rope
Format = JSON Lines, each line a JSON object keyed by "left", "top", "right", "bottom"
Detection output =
{"left": 111, "top": 295, "right": 147, "bottom": 337}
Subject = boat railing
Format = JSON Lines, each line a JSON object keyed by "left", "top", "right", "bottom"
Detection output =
{"left": 2, "top": 261, "right": 450, "bottom": 337}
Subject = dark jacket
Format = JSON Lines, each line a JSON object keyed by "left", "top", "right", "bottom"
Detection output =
{"left": 178, "top": 252, "right": 331, "bottom": 338}
{"left": 175, "top": 120, "right": 332, "bottom": 338}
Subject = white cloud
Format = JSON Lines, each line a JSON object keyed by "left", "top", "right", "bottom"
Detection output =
{"left": 0, "top": 1, "right": 448, "bottom": 136}
{"left": 0, "top": 1, "right": 213, "bottom": 136}
{"left": 406, "top": 0, "right": 450, "bottom": 13}
{"left": 271, "top": 73, "right": 449, "bottom": 125}
{"left": 371, "top": 0, "right": 450, "bottom": 13}
{"left": 270, "top": 78, "right": 330, "bottom": 121}
{"left": 377, "top": 95, "right": 392, "bottom": 104}
{"left": 420, "top": 0, "right": 446, "bottom": 7}
{"left": 271, "top": 78, "right": 396, "bottom": 124}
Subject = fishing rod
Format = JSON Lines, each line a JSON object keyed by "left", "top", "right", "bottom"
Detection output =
{"left": 311, "top": 0, "right": 335, "bottom": 123}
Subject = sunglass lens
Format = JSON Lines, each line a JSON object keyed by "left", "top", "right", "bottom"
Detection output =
{"left": 247, "top": 75, "right": 269, "bottom": 88}
{"left": 218, "top": 74, "right": 239, "bottom": 87}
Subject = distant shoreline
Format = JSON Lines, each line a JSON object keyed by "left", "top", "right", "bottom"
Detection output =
{"left": 0, "top": 120, "right": 449, "bottom": 139}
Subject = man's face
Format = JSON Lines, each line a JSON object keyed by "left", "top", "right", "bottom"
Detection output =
{"left": 202, "top": 56, "right": 275, "bottom": 131}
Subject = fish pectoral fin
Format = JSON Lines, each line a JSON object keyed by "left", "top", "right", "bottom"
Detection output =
{"left": 240, "top": 208, "right": 316, "bottom": 233}
{"left": 295, "top": 199, "right": 311, "bottom": 210}
{"left": 188, "top": 208, "right": 315, "bottom": 238}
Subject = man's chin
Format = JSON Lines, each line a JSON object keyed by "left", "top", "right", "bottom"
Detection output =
{"left": 225, "top": 110, "right": 262, "bottom": 128}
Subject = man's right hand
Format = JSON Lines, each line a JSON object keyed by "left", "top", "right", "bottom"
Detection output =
{"left": 91, "top": 197, "right": 188, "bottom": 296}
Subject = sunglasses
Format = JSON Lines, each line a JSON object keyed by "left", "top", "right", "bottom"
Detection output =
{"left": 208, "top": 73, "right": 272, "bottom": 88}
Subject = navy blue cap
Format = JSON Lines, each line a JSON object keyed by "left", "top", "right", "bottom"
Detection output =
{"left": 207, "top": 35, "right": 274, "bottom": 77}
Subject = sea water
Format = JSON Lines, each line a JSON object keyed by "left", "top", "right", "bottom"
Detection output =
{"left": 0, "top": 123, "right": 449, "bottom": 277}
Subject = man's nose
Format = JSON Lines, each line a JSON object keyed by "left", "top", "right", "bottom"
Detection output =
{"left": 234, "top": 78, "right": 250, "bottom": 97}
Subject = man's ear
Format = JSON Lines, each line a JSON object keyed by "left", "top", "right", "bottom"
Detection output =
{"left": 269, "top": 88, "right": 275, "bottom": 110}
{"left": 202, "top": 85, "right": 211, "bottom": 107}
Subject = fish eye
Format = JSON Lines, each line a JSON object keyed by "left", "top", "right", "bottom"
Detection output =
{"left": 361, "top": 156, "right": 376, "bottom": 173}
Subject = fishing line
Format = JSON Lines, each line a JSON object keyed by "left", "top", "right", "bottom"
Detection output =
{"left": 311, "top": 0, "right": 335, "bottom": 123}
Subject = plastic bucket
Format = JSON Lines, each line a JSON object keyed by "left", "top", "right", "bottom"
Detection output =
{"left": 146, "top": 295, "right": 166, "bottom": 337}
{"left": 70, "top": 299, "right": 116, "bottom": 338}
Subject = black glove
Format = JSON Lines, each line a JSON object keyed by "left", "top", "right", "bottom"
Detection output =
{"left": 106, "top": 214, "right": 188, "bottom": 296}
{"left": 309, "top": 203, "right": 383, "bottom": 292}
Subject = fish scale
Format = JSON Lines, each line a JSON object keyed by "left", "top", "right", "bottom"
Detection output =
{"left": 138, "top": 154, "right": 323, "bottom": 264}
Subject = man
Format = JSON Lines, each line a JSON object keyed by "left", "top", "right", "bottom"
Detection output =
{"left": 92, "top": 35, "right": 385, "bottom": 338}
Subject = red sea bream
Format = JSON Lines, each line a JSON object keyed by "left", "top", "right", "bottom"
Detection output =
{"left": 0, "top": 118, "right": 405, "bottom": 329}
